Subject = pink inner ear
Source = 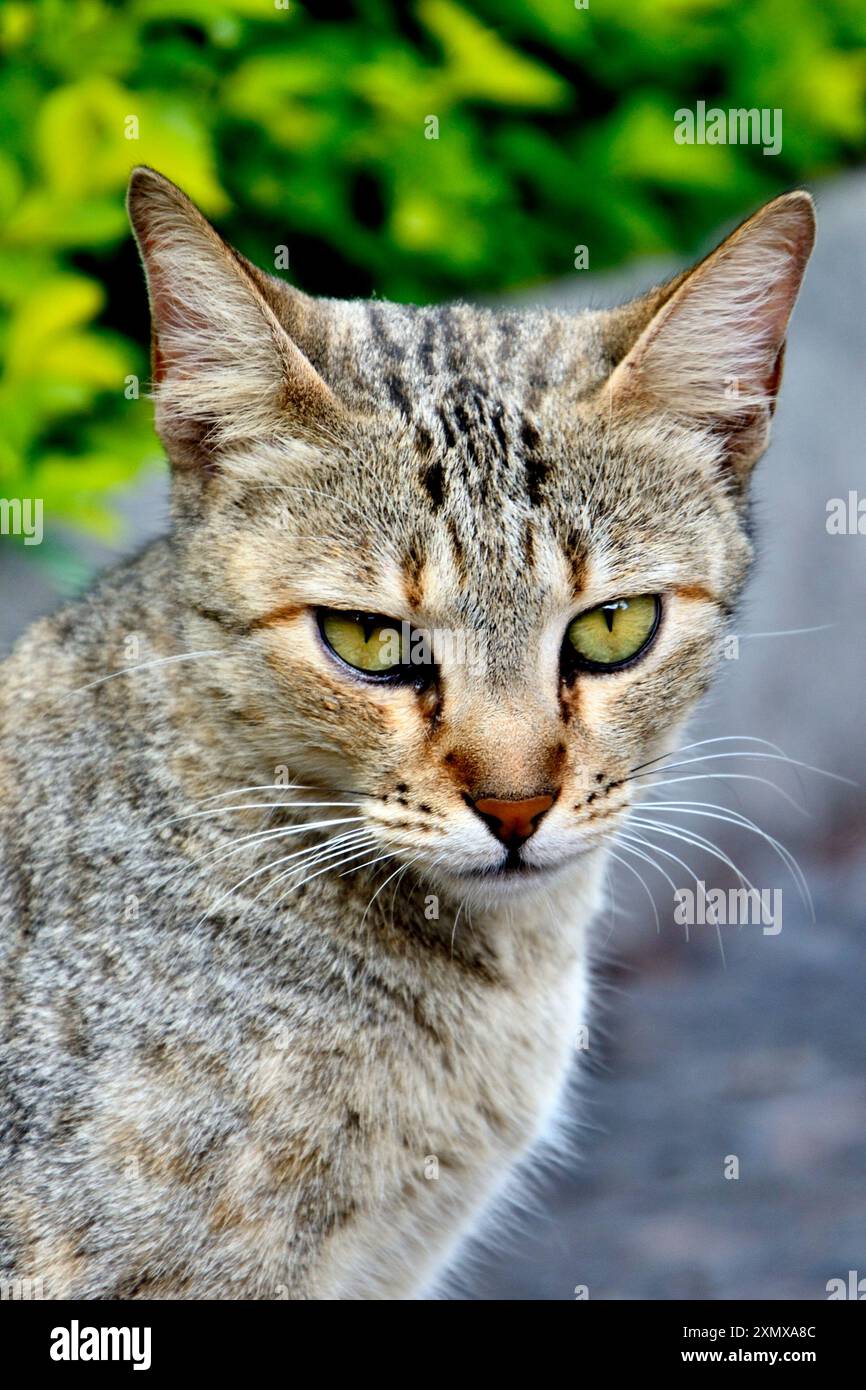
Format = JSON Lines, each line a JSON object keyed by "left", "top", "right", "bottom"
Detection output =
{"left": 727, "top": 241, "right": 805, "bottom": 393}
{"left": 138, "top": 231, "right": 168, "bottom": 386}
{"left": 618, "top": 198, "right": 813, "bottom": 423}
{"left": 145, "top": 247, "right": 218, "bottom": 386}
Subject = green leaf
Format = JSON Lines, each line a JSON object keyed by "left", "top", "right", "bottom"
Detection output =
{"left": 419, "top": 0, "right": 571, "bottom": 107}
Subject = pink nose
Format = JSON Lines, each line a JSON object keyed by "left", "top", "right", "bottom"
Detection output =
{"left": 471, "top": 794, "right": 555, "bottom": 849}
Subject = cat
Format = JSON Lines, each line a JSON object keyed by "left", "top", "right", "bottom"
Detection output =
{"left": 0, "top": 167, "right": 814, "bottom": 1300}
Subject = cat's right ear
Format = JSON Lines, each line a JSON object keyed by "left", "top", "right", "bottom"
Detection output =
{"left": 602, "top": 191, "right": 815, "bottom": 481}
{"left": 127, "top": 167, "right": 344, "bottom": 469}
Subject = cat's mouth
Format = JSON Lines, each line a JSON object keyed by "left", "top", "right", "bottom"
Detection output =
{"left": 451, "top": 862, "right": 547, "bottom": 880}
{"left": 448, "top": 847, "right": 588, "bottom": 882}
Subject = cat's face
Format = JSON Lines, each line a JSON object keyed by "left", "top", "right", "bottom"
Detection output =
{"left": 129, "top": 169, "right": 814, "bottom": 903}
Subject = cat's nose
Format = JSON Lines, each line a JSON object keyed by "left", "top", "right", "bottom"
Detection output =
{"left": 470, "top": 794, "right": 555, "bottom": 849}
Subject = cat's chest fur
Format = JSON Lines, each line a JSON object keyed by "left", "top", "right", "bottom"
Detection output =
{"left": 164, "top": 872, "right": 594, "bottom": 1300}
{"left": 6, "top": 847, "right": 595, "bottom": 1301}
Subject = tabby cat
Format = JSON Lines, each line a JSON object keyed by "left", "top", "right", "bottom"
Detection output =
{"left": 0, "top": 169, "right": 814, "bottom": 1299}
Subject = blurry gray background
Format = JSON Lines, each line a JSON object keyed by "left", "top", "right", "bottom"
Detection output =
{"left": 2, "top": 175, "right": 864, "bottom": 1301}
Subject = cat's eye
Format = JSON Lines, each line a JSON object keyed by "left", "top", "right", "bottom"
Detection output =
{"left": 565, "top": 594, "right": 660, "bottom": 672}
{"left": 317, "top": 609, "right": 432, "bottom": 682}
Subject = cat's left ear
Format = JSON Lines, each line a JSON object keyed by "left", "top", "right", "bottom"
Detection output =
{"left": 605, "top": 191, "right": 815, "bottom": 478}
{"left": 127, "top": 166, "right": 345, "bottom": 470}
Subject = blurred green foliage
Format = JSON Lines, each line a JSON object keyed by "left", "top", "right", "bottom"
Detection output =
{"left": 1, "top": 0, "right": 864, "bottom": 552}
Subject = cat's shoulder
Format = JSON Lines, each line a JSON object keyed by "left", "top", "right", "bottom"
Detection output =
{"left": 0, "top": 538, "right": 175, "bottom": 751}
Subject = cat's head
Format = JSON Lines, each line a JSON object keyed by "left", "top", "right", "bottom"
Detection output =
{"left": 128, "top": 168, "right": 814, "bottom": 903}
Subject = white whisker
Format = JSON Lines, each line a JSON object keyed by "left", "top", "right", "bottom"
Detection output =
{"left": 72, "top": 649, "right": 222, "bottom": 695}
{"left": 171, "top": 825, "right": 369, "bottom": 893}
{"left": 264, "top": 844, "right": 384, "bottom": 910}
{"left": 738, "top": 623, "right": 836, "bottom": 640}
{"left": 360, "top": 854, "right": 424, "bottom": 930}
{"left": 630, "top": 772, "right": 808, "bottom": 813}
{"left": 162, "top": 804, "right": 364, "bottom": 827}
{"left": 450, "top": 900, "right": 465, "bottom": 958}
{"left": 631, "top": 749, "right": 854, "bottom": 790}
{"left": 617, "top": 827, "right": 726, "bottom": 963}
{"left": 194, "top": 827, "right": 371, "bottom": 925}
{"left": 630, "top": 816, "right": 763, "bottom": 904}
{"left": 613, "top": 833, "right": 680, "bottom": 907}
{"left": 249, "top": 833, "right": 376, "bottom": 909}
{"left": 629, "top": 734, "right": 796, "bottom": 778}
{"left": 605, "top": 846, "right": 661, "bottom": 935}
{"left": 635, "top": 800, "right": 813, "bottom": 920}
{"left": 188, "top": 782, "right": 363, "bottom": 806}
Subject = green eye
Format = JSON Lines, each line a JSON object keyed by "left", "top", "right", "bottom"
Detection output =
{"left": 319, "top": 611, "right": 403, "bottom": 675}
{"left": 566, "top": 594, "right": 660, "bottom": 670}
